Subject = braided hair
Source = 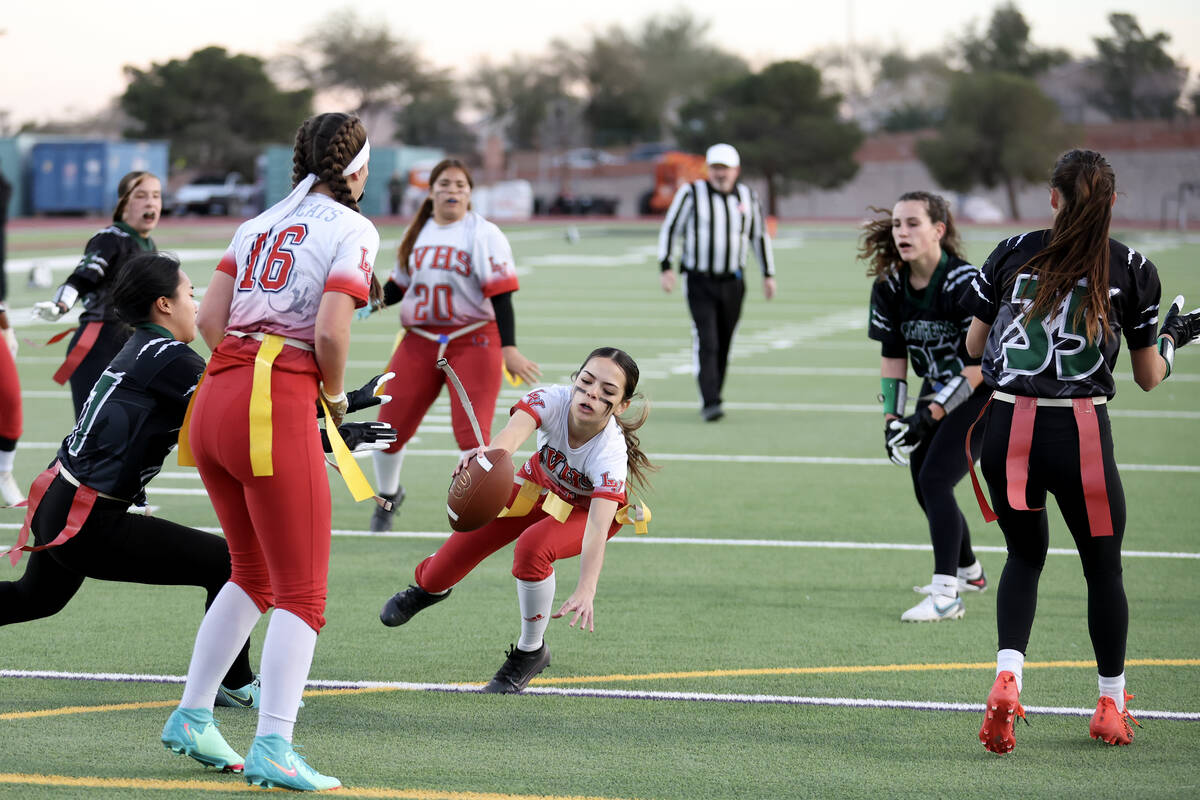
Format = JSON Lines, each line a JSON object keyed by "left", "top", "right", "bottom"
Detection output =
{"left": 859, "top": 191, "right": 965, "bottom": 281}
{"left": 291, "top": 113, "right": 367, "bottom": 213}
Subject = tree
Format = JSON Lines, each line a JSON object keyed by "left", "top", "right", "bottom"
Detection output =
{"left": 1089, "top": 13, "right": 1186, "bottom": 120}
{"left": 960, "top": 3, "right": 1068, "bottom": 77}
{"left": 675, "top": 61, "right": 863, "bottom": 215}
{"left": 292, "top": 10, "right": 424, "bottom": 119}
{"left": 916, "top": 72, "right": 1072, "bottom": 218}
{"left": 468, "top": 56, "right": 575, "bottom": 151}
{"left": 394, "top": 71, "right": 476, "bottom": 154}
{"left": 121, "top": 46, "right": 312, "bottom": 174}
{"left": 570, "top": 10, "right": 748, "bottom": 146}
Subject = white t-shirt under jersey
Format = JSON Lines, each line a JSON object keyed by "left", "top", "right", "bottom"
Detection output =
{"left": 390, "top": 211, "right": 519, "bottom": 328}
{"left": 511, "top": 384, "right": 628, "bottom": 510}
{"left": 216, "top": 193, "right": 379, "bottom": 342}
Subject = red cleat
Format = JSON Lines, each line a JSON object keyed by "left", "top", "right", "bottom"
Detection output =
{"left": 1089, "top": 689, "right": 1141, "bottom": 746}
{"left": 979, "top": 671, "right": 1027, "bottom": 754}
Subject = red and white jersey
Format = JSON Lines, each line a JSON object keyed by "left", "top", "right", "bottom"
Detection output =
{"left": 511, "top": 385, "right": 628, "bottom": 509}
{"left": 390, "top": 211, "right": 519, "bottom": 328}
{"left": 216, "top": 194, "right": 378, "bottom": 343}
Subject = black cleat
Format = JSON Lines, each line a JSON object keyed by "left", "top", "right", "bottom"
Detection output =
{"left": 379, "top": 584, "right": 450, "bottom": 627}
{"left": 369, "top": 486, "right": 405, "bottom": 532}
{"left": 701, "top": 404, "right": 724, "bottom": 422}
{"left": 481, "top": 643, "right": 551, "bottom": 694}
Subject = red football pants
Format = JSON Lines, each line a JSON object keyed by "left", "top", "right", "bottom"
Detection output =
{"left": 188, "top": 338, "right": 332, "bottom": 632}
{"left": 0, "top": 341, "right": 20, "bottom": 440}
{"left": 415, "top": 486, "right": 622, "bottom": 590}
{"left": 377, "top": 322, "right": 502, "bottom": 453}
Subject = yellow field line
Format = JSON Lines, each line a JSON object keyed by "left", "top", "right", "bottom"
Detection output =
{"left": 2, "top": 658, "right": 1194, "bottom": 721}
{"left": 0, "top": 774, "right": 641, "bottom": 800}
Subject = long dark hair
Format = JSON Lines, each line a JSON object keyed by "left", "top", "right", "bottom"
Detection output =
{"left": 1021, "top": 149, "right": 1115, "bottom": 343}
{"left": 574, "top": 347, "right": 657, "bottom": 491}
{"left": 112, "top": 252, "right": 181, "bottom": 325}
{"left": 398, "top": 159, "right": 474, "bottom": 273}
{"left": 291, "top": 113, "right": 368, "bottom": 213}
{"left": 859, "top": 191, "right": 965, "bottom": 281}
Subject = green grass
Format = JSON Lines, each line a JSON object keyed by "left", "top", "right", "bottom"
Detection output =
{"left": 1, "top": 219, "right": 1198, "bottom": 799}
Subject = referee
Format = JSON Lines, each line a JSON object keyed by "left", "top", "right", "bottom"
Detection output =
{"left": 658, "top": 143, "right": 776, "bottom": 421}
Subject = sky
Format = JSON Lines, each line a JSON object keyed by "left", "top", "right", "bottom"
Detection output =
{"left": 1, "top": 0, "right": 1198, "bottom": 126}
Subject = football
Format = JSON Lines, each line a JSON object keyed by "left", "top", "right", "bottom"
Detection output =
{"left": 447, "top": 448, "right": 515, "bottom": 531}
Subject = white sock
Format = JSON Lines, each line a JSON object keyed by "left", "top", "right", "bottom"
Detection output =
{"left": 932, "top": 573, "right": 958, "bottom": 598}
{"left": 958, "top": 560, "right": 983, "bottom": 580}
{"left": 180, "top": 583, "right": 262, "bottom": 709}
{"left": 1098, "top": 672, "right": 1126, "bottom": 711}
{"left": 516, "top": 574, "right": 555, "bottom": 652}
{"left": 372, "top": 447, "right": 405, "bottom": 497}
{"left": 997, "top": 649, "right": 1025, "bottom": 694}
{"left": 256, "top": 609, "right": 318, "bottom": 742}
{"left": 0, "top": 448, "right": 14, "bottom": 473}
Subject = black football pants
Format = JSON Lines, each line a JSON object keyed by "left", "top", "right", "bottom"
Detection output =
{"left": 685, "top": 272, "right": 745, "bottom": 410}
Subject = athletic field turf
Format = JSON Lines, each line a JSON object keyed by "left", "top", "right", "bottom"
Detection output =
{"left": 1, "top": 218, "right": 1198, "bottom": 799}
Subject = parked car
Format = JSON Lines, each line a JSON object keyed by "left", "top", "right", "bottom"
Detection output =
{"left": 628, "top": 142, "right": 673, "bottom": 162}
{"left": 168, "top": 173, "right": 258, "bottom": 216}
{"left": 550, "top": 148, "right": 624, "bottom": 169}
{"left": 538, "top": 193, "right": 619, "bottom": 216}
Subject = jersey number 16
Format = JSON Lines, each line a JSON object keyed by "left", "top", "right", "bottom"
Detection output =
{"left": 238, "top": 225, "right": 308, "bottom": 292}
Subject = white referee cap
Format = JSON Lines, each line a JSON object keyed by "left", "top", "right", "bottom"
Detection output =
{"left": 705, "top": 143, "right": 740, "bottom": 167}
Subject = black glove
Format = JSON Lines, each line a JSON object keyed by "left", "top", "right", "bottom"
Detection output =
{"left": 321, "top": 422, "right": 398, "bottom": 454}
{"left": 1160, "top": 294, "right": 1200, "bottom": 348}
{"left": 1158, "top": 294, "right": 1200, "bottom": 379}
{"left": 317, "top": 372, "right": 394, "bottom": 418}
{"left": 884, "top": 406, "right": 937, "bottom": 466}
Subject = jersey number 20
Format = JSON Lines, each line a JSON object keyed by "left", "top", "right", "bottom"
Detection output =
{"left": 238, "top": 225, "right": 308, "bottom": 292}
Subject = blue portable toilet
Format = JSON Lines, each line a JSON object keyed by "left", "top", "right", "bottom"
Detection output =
{"left": 31, "top": 140, "right": 168, "bottom": 215}
{"left": 0, "top": 138, "right": 20, "bottom": 219}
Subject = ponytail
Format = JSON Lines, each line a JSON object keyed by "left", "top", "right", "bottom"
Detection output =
{"left": 1022, "top": 149, "right": 1115, "bottom": 343}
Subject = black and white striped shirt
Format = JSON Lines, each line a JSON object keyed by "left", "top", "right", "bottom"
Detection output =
{"left": 657, "top": 180, "right": 775, "bottom": 278}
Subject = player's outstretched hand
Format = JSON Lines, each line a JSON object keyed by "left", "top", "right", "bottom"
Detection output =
{"left": 552, "top": 588, "right": 596, "bottom": 632}
{"left": 1160, "top": 294, "right": 1200, "bottom": 348}
{"left": 347, "top": 372, "right": 394, "bottom": 414}
{"left": 32, "top": 301, "right": 65, "bottom": 322}
{"left": 321, "top": 421, "right": 398, "bottom": 454}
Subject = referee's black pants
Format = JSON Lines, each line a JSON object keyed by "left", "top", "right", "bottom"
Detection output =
{"left": 685, "top": 271, "right": 745, "bottom": 411}
{"left": 980, "top": 401, "right": 1128, "bottom": 678}
{"left": 0, "top": 475, "right": 254, "bottom": 689}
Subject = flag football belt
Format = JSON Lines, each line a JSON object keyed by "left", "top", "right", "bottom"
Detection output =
{"left": 407, "top": 321, "right": 488, "bottom": 361}
{"left": 177, "top": 332, "right": 376, "bottom": 502}
{"left": 3, "top": 462, "right": 107, "bottom": 566}
{"left": 498, "top": 479, "right": 651, "bottom": 534}
{"left": 51, "top": 321, "right": 104, "bottom": 384}
{"left": 966, "top": 391, "right": 1112, "bottom": 537}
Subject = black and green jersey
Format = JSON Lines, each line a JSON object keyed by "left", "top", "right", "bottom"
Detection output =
{"left": 66, "top": 222, "right": 156, "bottom": 323}
{"left": 58, "top": 325, "right": 203, "bottom": 504}
{"left": 868, "top": 253, "right": 980, "bottom": 388}
{"left": 962, "top": 230, "right": 1162, "bottom": 399}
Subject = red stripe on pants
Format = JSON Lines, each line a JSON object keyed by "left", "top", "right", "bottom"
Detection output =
{"left": 1072, "top": 398, "right": 1114, "bottom": 537}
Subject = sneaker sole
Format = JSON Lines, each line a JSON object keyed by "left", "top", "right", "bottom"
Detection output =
{"left": 163, "top": 742, "right": 243, "bottom": 773}
{"left": 246, "top": 773, "right": 341, "bottom": 791}
{"left": 980, "top": 700, "right": 1020, "bottom": 753}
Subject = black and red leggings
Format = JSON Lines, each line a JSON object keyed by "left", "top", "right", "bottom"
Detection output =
{"left": 980, "top": 401, "right": 1128, "bottom": 677}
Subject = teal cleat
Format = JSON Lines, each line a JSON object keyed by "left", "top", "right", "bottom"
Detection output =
{"left": 161, "top": 707, "right": 244, "bottom": 772}
{"left": 244, "top": 733, "right": 341, "bottom": 791}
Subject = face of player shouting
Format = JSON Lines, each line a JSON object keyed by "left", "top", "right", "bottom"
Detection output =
{"left": 431, "top": 167, "right": 471, "bottom": 225}
{"left": 122, "top": 175, "right": 162, "bottom": 236}
{"left": 891, "top": 198, "right": 944, "bottom": 275}
{"left": 569, "top": 357, "right": 631, "bottom": 439}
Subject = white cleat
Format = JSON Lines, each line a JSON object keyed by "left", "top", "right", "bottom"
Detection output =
{"left": 901, "top": 593, "right": 964, "bottom": 622}
{"left": 0, "top": 472, "right": 25, "bottom": 507}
